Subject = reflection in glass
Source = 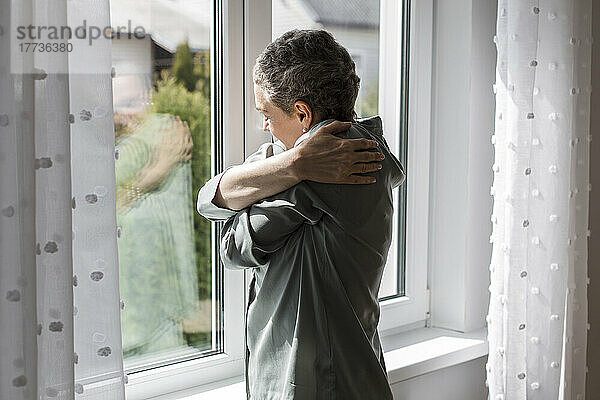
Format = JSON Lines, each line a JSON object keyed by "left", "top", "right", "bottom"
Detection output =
{"left": 110, "top": 0, "right": 214, "bottom": 370}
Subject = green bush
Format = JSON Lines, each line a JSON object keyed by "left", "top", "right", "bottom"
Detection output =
{"left": 173, "top": 41, "right": 197, "bottom": 92}
{"left": 150, "top": 71, "right": 212, "bottom": 300}
{"left": 193, "top": 50, "right": 211, "bottom": 98}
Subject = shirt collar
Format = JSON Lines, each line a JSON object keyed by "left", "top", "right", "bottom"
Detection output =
{"left": 292, "top": 119, "right": 336, "bottom": 148}
{"left": 293, "top": 131, "right": 312, "bottom": 148}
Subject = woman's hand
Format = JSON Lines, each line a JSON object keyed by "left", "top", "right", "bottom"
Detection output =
{"left": 117, "top": 115, "right": 193, "bottom": 211}
{"left": 142, "top": 115, "right": 193, "bottom": 189}
{"left": 154, "top": 115, "right": 194, "bottom": 169}
{"left": 292, "top": 121, "right": 385, "bottom": 184}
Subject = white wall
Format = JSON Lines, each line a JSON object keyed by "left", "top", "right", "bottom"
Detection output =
{"left": 428, "top": 0, "right": 496, "bottom": 332}
{"left": 111, "top": 36, "right": 153, "bottom": 113}
{"left": 272, "top": 0, "right": 316, "bottom": 36}
{"left": 464, "top": 0, "right": 498, "bottom": 331}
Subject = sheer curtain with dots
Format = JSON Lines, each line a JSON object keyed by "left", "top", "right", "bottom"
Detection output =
{"left": 0, "top": 0, "right": 126, "bottom": 399}
{"left": 487, "top": 1, "right": 592, "bottom": 399}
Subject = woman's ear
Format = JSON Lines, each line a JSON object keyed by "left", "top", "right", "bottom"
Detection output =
{"left": 293, "top": 101, "right": 313, "bottom": 131}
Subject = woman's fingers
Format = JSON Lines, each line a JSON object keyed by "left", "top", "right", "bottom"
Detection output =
{"left": 293, "top": 120, "right": 387, "bottom": 184}
{"left": 354, "top": 150, "right": 385, "bottom": 163}
{"left": 351, "top": 138, "right": 380, "bottom": 151}
{"left": 351, "top": 162, "right": 383, "bottom": 175}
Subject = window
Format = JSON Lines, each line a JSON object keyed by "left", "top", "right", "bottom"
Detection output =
{"left": 261, "top": 0, "right": 427, "bottom": 331}
{"left": 121, "top": 0, "right": 431, "bottom": 397}
{"left": 270, "top": 0, "right": 404, "bottom": 300}
{"left": 111, "top": 0, "right": 221, "bottom": 373}
{"left": 119, "top": 2, "right": 246, "bottom": 398}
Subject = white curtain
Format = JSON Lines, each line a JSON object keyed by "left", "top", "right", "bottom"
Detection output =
{"left": 487, "top": 1, "right": 592, "bottom": 399}
{"left": 0, "top": 0, "right": 126, "bottom": 398}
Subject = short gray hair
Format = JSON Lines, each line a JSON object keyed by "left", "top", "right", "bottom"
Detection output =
{"left": 253, "top": 29, "right": 360, "bottom": 121}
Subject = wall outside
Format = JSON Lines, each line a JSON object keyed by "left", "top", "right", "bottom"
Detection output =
{"left": 111, "top": 36, "right": 153, "bottom": 113}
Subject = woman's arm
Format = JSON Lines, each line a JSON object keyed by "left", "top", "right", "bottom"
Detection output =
{"left": 212, "top": 148, "right": 299, "bottom": 211}
{"left": 214, "top": 121, "right": 385, "bottom": 211}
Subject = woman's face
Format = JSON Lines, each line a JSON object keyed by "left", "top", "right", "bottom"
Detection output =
{"left": 254, "top": 84, "right": 305, "bottom": 150}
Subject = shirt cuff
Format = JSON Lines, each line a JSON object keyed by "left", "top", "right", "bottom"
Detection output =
{"left": 196, "top": 167, "right": 238, "bottom": 222}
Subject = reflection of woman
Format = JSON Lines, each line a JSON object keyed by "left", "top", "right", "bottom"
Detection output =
{"left": 115, "top": 113, "right": 202, "bottom": 358}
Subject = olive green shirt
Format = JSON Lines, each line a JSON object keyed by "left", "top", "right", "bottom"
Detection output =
{"left": 197, "top": 117, "right": 405, "bottom": 399}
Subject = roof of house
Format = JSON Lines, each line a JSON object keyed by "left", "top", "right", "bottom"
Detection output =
{"left": 111, "top": 0, "right": 380, "bottom": 53}
{"left": 300, "top": 0, "right": 380, "bottom": 28}
{"left": 111, "top": 0, "right": 211, "bottom": 52}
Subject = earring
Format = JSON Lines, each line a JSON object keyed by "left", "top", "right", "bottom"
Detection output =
{"left": 302, "top": 127, "right": 308, "bottom": 132}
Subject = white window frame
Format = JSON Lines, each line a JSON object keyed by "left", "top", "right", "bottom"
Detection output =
{"left": 244, "top": 0, "right": 433, "bottom": 335}
{"left": 376, "top": 0, "right": 433, "bottom": 334}
{"left": 124, "top": 0, "right": 434, "bottom": 398}
{"left": 125, "top": 1, "right": 247, "bottom": 398}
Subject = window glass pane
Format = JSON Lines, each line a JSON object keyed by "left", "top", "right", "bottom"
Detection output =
{"left": 272, "top": 0, "right": 380, "bottom": 117}
{"left": 110, "top": 0, "right": 217, "bottom": 371}
{"left": 272, "top": 0, "right": 403, "bottom": 299}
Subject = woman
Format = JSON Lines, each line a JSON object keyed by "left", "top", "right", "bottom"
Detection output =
{"left": 197, "top": 30, "right": 405, "bottom": 399}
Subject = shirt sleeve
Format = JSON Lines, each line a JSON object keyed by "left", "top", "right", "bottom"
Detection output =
{"left": 196, "top": 142, "right": 275, "bottom": 222}
{"left": 220, "top": 182, "right": 324, "bottom": 269}
{"left": 196, "top": 167, "right": 237, "bottom": 222}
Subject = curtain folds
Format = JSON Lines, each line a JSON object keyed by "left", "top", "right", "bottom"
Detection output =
{"left": 487, "top": 1, "right": 592, "bottom": 399}
{"left": 0, "top": 0, "right": 126, "bottom": 398}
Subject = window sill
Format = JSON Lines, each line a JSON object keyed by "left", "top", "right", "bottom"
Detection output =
{"left": 153, "top": 327, "right": 488, "bottom": 399}
{"left": 380, "top": 326, "right": 488, "bottom": 385}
